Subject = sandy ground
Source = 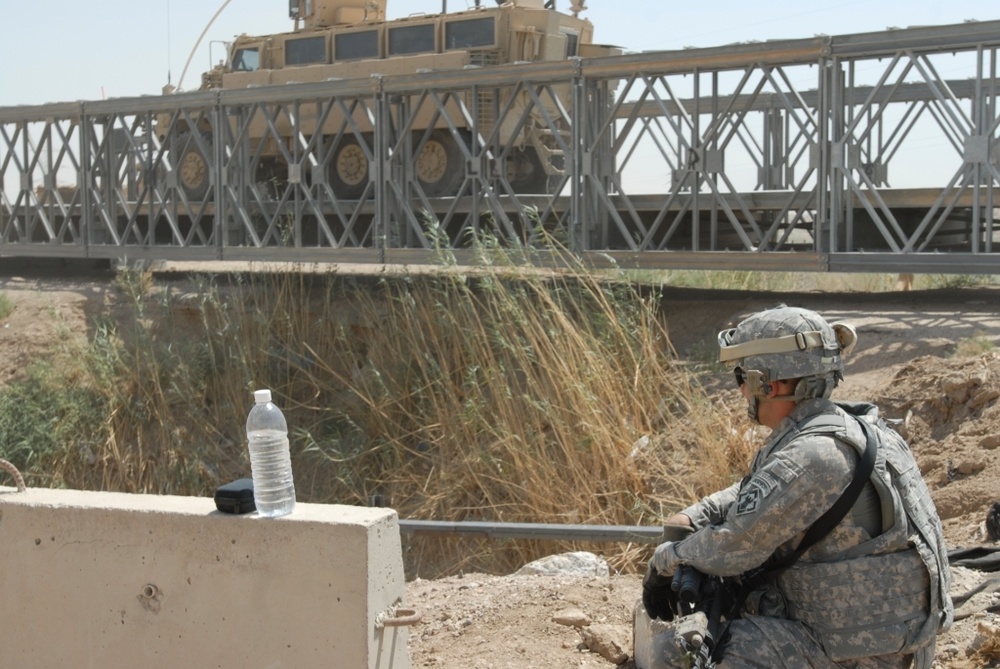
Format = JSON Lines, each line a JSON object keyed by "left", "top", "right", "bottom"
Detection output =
{"left": 0, "top": 263, "right": 998, "bottom": 668}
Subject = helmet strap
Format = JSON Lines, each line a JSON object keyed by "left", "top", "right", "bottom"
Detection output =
{"left": 749, "top": 392, "right": 798, "bottom": 422}
{"left": 744, "top": 376, "right": 799, "bottom": 424}
{"left": 742, "top": 370, "right": 772, "bottom": 423}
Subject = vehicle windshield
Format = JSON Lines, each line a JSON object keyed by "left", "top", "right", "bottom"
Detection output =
{"left": 232, "top": 47, "right": 260, "bottom": 72}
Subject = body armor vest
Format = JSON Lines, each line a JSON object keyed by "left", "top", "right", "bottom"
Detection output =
{"left": 764, "top": 401, "right": 952, "bottom": 663}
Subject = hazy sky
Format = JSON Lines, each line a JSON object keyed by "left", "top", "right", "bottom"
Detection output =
{"left": 0, "top": 1, "right": 993, "bottom": 108}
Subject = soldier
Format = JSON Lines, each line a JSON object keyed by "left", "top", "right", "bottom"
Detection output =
{"left": 639, "top": 305, "right": 952, "bottom": 669}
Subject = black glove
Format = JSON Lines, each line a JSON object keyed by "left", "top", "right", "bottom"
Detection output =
{"left": 642, "top": 563, "right": 678, "bottom": 622}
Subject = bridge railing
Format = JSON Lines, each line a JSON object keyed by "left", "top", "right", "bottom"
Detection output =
{"left": 2, "top": 20, "right": 999, "bottom": 272}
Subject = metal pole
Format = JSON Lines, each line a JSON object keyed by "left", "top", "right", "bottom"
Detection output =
{"left": 398, "top": 519, "right": 664, "bottom": 544}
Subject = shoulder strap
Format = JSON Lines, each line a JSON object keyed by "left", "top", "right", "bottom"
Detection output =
{"left": 767, "top": 417, "right": 878, "bottom": 573}
{"left": 721, "top": 417, "right": 879, "bottom": 631}
{"left": 729, "top": 417, "right": 878, "bottom": 623}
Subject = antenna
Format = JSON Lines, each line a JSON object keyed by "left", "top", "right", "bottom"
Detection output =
{"left": 166, "top": 0, "right": 173, "bottom": 85}
{"left": 176, "top": 0, "right": 236, "bottom": 92}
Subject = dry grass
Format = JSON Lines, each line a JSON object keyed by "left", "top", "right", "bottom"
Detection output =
{"left": 967, "top": 622, "right": 1000, "bottom": 666}
{"left": 0, "top": 251, "right": 751, "bottom": 578}
{"left": 290, "top": 268, "right": 745, "bottom": 575}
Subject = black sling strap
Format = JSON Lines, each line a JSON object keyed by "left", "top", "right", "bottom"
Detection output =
{"left": 706, "top": 417, "right": 880, "bottom": 667}
{"left": 694, "top": 417, "right": 881, "bottom": 667}
{"left": 729, "top": 416, "right": 879, "bottom": 612}
{"left": 767, "top": 416, "right": 879, "bottom": 572}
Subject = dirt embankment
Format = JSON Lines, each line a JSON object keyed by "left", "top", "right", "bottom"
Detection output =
{"left": 0, "top": 267, "right": 998, "bottom": 668}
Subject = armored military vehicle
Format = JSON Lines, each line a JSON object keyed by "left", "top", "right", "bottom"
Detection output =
{"left": 162, "top": 0, "right": 617, "bottom": 200}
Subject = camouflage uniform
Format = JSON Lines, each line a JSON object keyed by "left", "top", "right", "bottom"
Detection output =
{"left": 645, "top": 307, "right": 952, "bottom": 669}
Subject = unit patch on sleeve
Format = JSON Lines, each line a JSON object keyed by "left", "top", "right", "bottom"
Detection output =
{"left": 734, "top": 472, "right": 777, "bottom": 517}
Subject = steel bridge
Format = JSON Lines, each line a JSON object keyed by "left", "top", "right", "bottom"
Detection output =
{"left": 3, "top": 20, "right": 1000, "bottom": 273}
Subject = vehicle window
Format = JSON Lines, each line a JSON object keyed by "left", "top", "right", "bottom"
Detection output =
{"left": 286, "top": 36, "right": 327, "bottom": 66}
{"left": 232, "top": 47, "right": 260, "bottom": 72}
{"left": 563, "top": 31, "right": 579, "bottom": 57}
{"left": 388, "top": 24, "right": 435, "bottom": 55}
{"left": 335, "top": 30, "right": 379, "bottom": 61}
{"left": 445, "top": 17, "right": 495, "bottom": 49}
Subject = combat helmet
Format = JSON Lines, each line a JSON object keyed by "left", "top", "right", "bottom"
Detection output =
{"left": 718, "top": 305, "right": 857, "bottom": 422}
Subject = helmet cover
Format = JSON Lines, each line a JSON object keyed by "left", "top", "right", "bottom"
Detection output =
{"left": 718, "top": 305, "right": 857, "bottom": 405}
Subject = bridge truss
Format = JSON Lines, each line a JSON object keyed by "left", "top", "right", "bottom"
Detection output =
{"left": 2, "top": 20, "right": 1000, "bottom": 273}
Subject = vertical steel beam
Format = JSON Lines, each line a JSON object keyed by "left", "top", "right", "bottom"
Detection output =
{"left": 710, "top": 71, "right": 719, "bottom": 252}
{"left": 989, "top": 48, "right": 997, "bottom": 254}
{"left": 691, "top": 69, "right": 700, "bottom": 252}
{"left": 80, "top": 107, "right": 94, "bottom": 253}
{"left": 570, "top": 58, "right": 584, "bottom": 254}
{"left": 212, "top": 94, "right": 227, "bottom": 257}
{"left": 373, "top": 75, "right": 388, "bottom": 263}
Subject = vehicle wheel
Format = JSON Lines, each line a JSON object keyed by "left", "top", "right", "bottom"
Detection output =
{"left": 177, "top": 133, "right": 211, "bottom": 201}
{"left": 415, "top": 130, "right": 465, "bottom": 197}
{"left": 507, "top": 147, "right": 550, "bottom": 194}
{"left": 329, "top": 136, "right": 371, "bottom": 200}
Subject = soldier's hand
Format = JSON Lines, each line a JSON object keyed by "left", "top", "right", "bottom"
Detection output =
{"left": 642, "top": 563, "right": 679, "bottom": 622}
{"left": 651, "top": 538, "right": 683, "bottom": 576}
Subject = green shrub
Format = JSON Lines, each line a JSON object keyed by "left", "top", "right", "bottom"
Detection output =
{"left": 950, "top": 333, "right": 996, "bottom": 358}
{"left": 0, "top": 292, "right": 13, "bottom": 320}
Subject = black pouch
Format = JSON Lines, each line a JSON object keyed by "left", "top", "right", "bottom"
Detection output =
{"left": 214, "top": 478, "right": 256, "bottom": 514}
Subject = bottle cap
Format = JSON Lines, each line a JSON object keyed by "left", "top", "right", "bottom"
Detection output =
{"left": 253, "top": 389, "right": 272, "bottom": 404}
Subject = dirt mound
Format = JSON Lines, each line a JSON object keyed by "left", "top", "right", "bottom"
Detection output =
{"left": 408, "top": 572, "right": 641, "bottom": 668}
{"left": 874, "top": 352, "right": 1000, "bottom": 547}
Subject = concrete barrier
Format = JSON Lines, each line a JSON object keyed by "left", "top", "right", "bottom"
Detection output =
{"left": 0, "top": 486, "right": 412, "bottom": 668}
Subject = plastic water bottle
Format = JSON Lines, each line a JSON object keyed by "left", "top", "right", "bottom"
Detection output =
{"left": 246, "top": 389, "right": 295, "bottom": 517}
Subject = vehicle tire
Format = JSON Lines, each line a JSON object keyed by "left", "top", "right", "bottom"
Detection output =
{"left": 415, "top": 129, "right": 465, "bottom": 197}
{"left": 329, "top": 136, "right": 371, "bottom": 200}
{"left": 176, "top": 132, "right": 212, "bottom": 201}
{"left": 507, "top": 147, "right": 549, "bottom": 194}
